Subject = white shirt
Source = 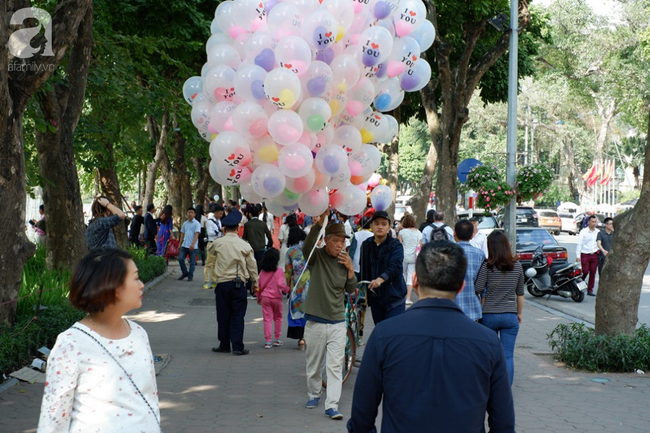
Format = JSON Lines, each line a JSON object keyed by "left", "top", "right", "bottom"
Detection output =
{"left": 205, "top": 212, "right": 222, "bottom": 242}
{"left": 38, "top": 320, "right": 159, "bottom": 433}
{"left": 576, "top": 227, "right": 600, "bottom": 259}
{"left": 263, "top": 212, "right": 274, "bottom": 233}
{"left": 352, "top": 230, "right": 374, "bottom": 273}
{"left": 470, "top": 232, "right": 489, "bottom": 258}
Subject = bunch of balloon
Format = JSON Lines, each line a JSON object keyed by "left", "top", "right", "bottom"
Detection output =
{"left": 183, "top": 0, "right": 435, "bottom": 216}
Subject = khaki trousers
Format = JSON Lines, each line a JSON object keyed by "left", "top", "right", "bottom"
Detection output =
{"left": 304, "top": 320, "right": 346, "bottom": 411}
{"left": 203, "top": 242, "right": 217, "bottom": 284}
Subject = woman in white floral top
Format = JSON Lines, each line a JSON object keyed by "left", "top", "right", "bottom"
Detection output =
{"left": 38, "top": 249, "right": 160, "bottom": 433}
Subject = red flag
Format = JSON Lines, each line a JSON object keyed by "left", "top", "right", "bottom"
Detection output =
{"left": 600, "top": 161, "right": 615, "bottom": 185}
{"left": 587, "top": 163, "right": 602, "bottom": 187}
{"left": 582, "top": 162, "right": 596, "bottom": 182}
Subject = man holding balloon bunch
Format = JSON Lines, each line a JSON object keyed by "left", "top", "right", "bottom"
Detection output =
{"left": 302, "top": 208, "right": 357, "bottom": 420}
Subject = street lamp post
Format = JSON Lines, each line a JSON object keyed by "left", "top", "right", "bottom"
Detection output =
{"left": 504, "top": 0, "right": 519, "bottom": 255}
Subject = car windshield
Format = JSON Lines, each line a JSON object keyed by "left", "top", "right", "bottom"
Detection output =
{"left": 539, "top": 211, "right": 557, "bottom": 217}
{"left": 476, "top": 216, "right": 497, "bottom": 229}
{"left": 516, "top": 229, "right": 557, "bottom": 247}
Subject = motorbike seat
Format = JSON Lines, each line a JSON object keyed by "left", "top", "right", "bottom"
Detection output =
{"left": 549, "top": 263, "right": 575, "bottom": 277}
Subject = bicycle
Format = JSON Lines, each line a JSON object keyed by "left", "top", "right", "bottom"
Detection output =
{"left": 322, "top": 281, "right": 370, "bottom": 388}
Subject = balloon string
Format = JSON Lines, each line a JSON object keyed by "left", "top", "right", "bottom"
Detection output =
{"left": 287, "top": 213, "right": 328, "bottom": 320}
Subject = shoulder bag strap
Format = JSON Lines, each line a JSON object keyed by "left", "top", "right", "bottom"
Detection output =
{"left": 72, "top": 326, "right": 161, "bottom": 431}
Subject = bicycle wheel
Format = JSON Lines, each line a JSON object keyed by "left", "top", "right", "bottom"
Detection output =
{"left": 321, "top": 326, "right": 356, "bottom": 388}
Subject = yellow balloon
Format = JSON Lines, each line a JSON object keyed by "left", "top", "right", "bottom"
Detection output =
{"left": 258, "top": 144, "right": 279, "bottom": 163}
{"left": 279, "top": 89, "right": 296, "bottom": 108}
{"left": 329, "top": 99, "right": 341, "bottom": 115}
{"left": 360, "top": 128, "right": 374, "bottom": 143}
{"left": 335, "top": 26, "right": 345, "bottom": 42}
{"left": 337, "top": 82, "right": 347, "bottom": 92}
{"left": 210, "top": 133, "right": 218, "bottom": 141}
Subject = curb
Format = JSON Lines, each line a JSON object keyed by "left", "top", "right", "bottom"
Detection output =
{"left": 142, "top": 268, "right": 174, "bottom": 295}
{"left": 0, "top": 377, "right": 19, "bottom": 395}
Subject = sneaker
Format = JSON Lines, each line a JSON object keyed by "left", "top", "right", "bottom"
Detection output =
{"left": 232, "top": 349, "right": 250, "bottom": 356}
{"left": 406, "top": 299, "right": 413, "bottom": 305}
{"left": 211, "top": 284, "right": 217, "bottom": 289}
{"left": 273, "top": 339, "right": 283, "bottom": 347}
{"left": 264, "top": 342, "right": 272, "bottom": 349}
{"left": 187, "top": 277, "right": 193, "bottom": 281}
{"left": 358, "top": 337, "right": 365, "bottom": 346}
{"left": 247, "top": 294, "right": 257, "bottom": 300}
{"left": 325, "top": 408, "right": 343, "bottom": 420}
{"left": 178, "top": 274, "right": 188, "bottom": 281}
{"left": 203, "top": 283, "right": 211, "bottom": 290}
{"left": 588, "top": 292, "right": 596, "bottom": 296}
{"left": 305, "top": 397, "right": 320, "bottom": 409}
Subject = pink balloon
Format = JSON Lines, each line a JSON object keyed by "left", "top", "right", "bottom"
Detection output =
{"left": 346, "top": 100, "right": 364, "bottom": 117}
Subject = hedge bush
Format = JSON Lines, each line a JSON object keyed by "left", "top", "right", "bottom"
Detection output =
{"left": 2, "top": 246, "right": 167, "bottom": 381}
{"left": 547, "top": 323, "right": 650, "bottom": 372}
{"left": 0, "top": 303, "right": 84, "bottom": 378}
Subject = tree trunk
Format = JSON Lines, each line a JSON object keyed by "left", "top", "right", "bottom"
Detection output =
{"left": 562, "top": 138, "right": 585, "bottom": 202}
{"left": 97, "top": 141, "right": 128, "bottom": 247}
{"left": 192, "top": 156, "right": 212, "bottom": 208}
{"left": 143, "top": 113, "right": 169, "bottom": 208}
{"left": 416, "top": 0, "right": 531, "bottom": 226}
{"left": 0, "top": 0, "right": 92, "bottom": 324}
{"left": 595, "top": 112, "right": 650, "bottom": 336}
{"left": 594, "top": 98, "right": 616, "bottom": 159}
{"left": 35, "top": 10, "right": 93, "bottom": 270}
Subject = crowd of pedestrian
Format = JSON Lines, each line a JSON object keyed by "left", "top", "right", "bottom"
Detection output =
{"left": 37, "top": 197, "right": 531, "bottom": 431}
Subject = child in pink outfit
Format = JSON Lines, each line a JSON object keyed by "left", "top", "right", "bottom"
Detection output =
{"left": 256, "top": 248, "right": 290, "bottom": 348}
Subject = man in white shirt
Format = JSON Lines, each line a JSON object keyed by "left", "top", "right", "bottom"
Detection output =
{"left": 421, "top": 211, "right": 454, "bottom": 244}
{"left": 468, "top": 217, "right": 489, "bottom": 258}
{"left": 576, "top": 215, "right": 599, "bottom": 296}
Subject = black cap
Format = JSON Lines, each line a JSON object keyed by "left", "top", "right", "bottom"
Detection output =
{"left": 370, "top": 210, "right": 392, "bottom": 225}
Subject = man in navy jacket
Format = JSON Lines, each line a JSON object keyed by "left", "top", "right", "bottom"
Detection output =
{"left": 359, "top": 210, "right": 407, "bottom": 325}
{"left": 348, "top": 241, "right": 515, "bottom": 433}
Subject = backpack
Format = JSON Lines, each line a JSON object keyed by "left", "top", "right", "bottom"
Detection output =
{"left": 430, "top": 224, "right": 451, "bottom": 242}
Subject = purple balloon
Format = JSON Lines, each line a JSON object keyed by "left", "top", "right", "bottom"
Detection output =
{"left": 374, "top": 1, "right": 392, "bottom": 19}
{"left": 251, "top": 79, "right": 265, "bottom": 100}
{"left": 375, "top": 61, "right": 387, "bottom": 79}
{"left": 255, "top": 48, "right": 275, "bottom": 72}
{"left": 362, "top": 51, "right": 380, "bottom": 67}
{"left": 306, "top": 76, "right": 327, "bottom": 96}
{"left": 264, "top": 0, "right": 279, "bottom": 13}
{"left": 401, "top": 74, "right": 420, "bottom": 92}
{"left": 315, "top": 48, "right": 335, "bottom": 65}
{"left": 323, "top": 155, "right": 340, "bottom": 174}
{"left": 264, "top": 177, "right": 283, "bottom": 194}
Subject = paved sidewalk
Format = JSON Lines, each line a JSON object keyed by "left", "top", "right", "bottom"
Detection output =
{"left": 1, "top": 263, "right": 649, "bottom": 432}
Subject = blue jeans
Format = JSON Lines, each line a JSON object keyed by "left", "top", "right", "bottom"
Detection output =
{"left": 481, "top": 313, "right": 519, "bottom": 385}
{"left": 178, "top": 247, "right": 197, "bottom": 279}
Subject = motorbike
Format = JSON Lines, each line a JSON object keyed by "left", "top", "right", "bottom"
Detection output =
{"left": 524, "top": 246, "right": 587, "bottom": 303}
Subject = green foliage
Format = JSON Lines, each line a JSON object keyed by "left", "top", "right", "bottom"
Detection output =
{"left": 548, "top": 323, "right": 650, "bottom": 372}
{"left": 126, "top": 246, "right": 168, "bottom": 283}
{"left": 0, "top": 303, "right": 85, "bottom": 379}
{"left": 397, "top": 117, "right": 430, "bottom": 185}
{"left": 536, "top": 184, "right": 573, "bottom": 208}
{"left": 17, "top": 246, "right": 72, "bottom": 317}
{"left": 617, "top": 189, "right": 640, "bottom": 203}
{"left": 516, "top": 163, "right": 555, "bottom": 202}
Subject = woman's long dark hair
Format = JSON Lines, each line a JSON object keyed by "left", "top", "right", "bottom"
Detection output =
{"left": 287, "top": 226, "right": 306, "bottom": 247}
{"left": 486, "top": 230, "right": 516, "bottom": 272}
{"left": 285, "top": 213, "right": 298, "bottom": 229}
{"left": 260, "top": 248, "right": 280, "bottom": 272}
{"left": 196, "top": 205, "right": 205, "bottom": 220}
{"left": 159, "top": 205, "right": 173, "bottom": 223}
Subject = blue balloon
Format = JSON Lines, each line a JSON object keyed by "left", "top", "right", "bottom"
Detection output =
{"left": 264, "top": 177, "right": 283, "bottom": 194}
{"left": 323, "top": 155, "right": 340, "bottom": 174}
{"left": 255, "top": 48, "right": 275, "bottom": 72}
{"left": 251, "top": 79, "right": 265, "bottom": 100}
{"left": 373, "top": 1, "right": 392, "bottom": 19}
{"left": 315, "top": 48, "right": 335, "bottom": 65}
{"left": 374, "top": 94, "right": 391, "bottom": 111}
{"left": 306, "top": 76, "right": 327, "bottom": 96}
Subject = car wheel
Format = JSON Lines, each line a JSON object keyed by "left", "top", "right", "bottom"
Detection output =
{"left": 555, "top": 230, "right": 561, "bottom": 236}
